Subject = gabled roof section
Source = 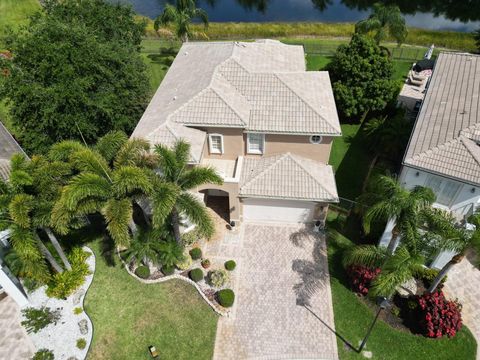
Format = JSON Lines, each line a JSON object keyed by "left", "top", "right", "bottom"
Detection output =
{"left": 404, "top": 52, "right": 480, "bottom": 184}
{"left": 145, "top": 121, "right": 206, "bottom": 164}
{"left": 240, "top": 153, "right": 339, "bottom": 202}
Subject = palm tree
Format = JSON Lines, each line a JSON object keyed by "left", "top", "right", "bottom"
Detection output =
{"left": 123, "top": 228, "right": 164, "bottom": 266}
{"left": 358, "top": 175, "right": 436, "bottom": 253}
{"left": 150, "top": 140, "right": 223, "bottom": 245}
{"left": 51, "top": 133, "right": 154, "bottom": 248}
{"left": 154, "top": 0, "right": 209, "bottom": 42}
{"left": 355, "top": 3, "right": 408, "bottom": 46}
{"left": 361, "top": 112, "right": 411, "bottom": 192}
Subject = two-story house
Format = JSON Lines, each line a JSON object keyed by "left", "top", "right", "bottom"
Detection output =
{"left": 380, "top": 52, "right": 480, "bottom": 268}
{"left": 132, "top": 40, "right": 341, "bottom": 225}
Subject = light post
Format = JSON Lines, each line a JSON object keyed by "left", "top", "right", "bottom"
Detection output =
{"left": 358, "top": 296, "right": 390, "bottom": 353}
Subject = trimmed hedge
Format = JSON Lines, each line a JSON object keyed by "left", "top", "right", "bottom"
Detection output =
{"left": 224, "top": 260, "right": 236, "bottom": 271}
{"left": 217, "top": 289, "right": 235, "bottom": 308}
{"left": 189, "top": 268, "right": 204, "bottom": 282}
{"left": 162, "top": 264, "right": 175, "bottom": 276}
{"left": 135, "top": 265, "right": 150, "bottom": 279}
{"left": 189, "top": 247, "right": 202, "bottom": 260}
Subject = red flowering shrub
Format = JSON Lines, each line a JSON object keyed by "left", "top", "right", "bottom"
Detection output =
{"left": 415, "top": 291, "right": 462, "bottom": 338}
{"left": 347, "top": 265, "right": 381, "bottom": 296}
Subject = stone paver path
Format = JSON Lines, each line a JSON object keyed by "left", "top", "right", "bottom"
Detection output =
{"left": 0, "top": 294, "right": 35, "bottom": 359}
{"left": 209, "top": 223, "right": 338, "bottom": 360}
{"left": 443, "top": 252, "right": 480, "bottom": 360}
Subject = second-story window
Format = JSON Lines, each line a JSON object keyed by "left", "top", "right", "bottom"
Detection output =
{"left": 209, "top": 134, "right": 224, "bottom": 154}
{"left": 247, "top": 133, "right": 264, "bottom": 154}
{"left": 310, "top": 135, "right": 323, "bottom": 144}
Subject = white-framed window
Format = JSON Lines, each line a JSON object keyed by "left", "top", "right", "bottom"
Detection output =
{"left": 309, "top": 135, "right": 323, "bottom": 144}
{"left": 425, "top": 175, "right": 461, "bottom": 206}
{"left": 208, "top": 134, "right": 224, "bottom": 154}
{"left": 247, "top": 133, "right": 265, "bottom": 154}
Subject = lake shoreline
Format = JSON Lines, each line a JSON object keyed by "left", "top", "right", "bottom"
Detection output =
{"left": 142, "top": 19, "right": 476, "bottom": 52}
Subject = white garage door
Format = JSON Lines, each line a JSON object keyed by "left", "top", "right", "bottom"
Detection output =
{"left": 242, "top": 198, "right": 315, "bottom": 223}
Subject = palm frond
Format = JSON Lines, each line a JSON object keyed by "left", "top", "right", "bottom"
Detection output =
{"left": 48, "top": 140, "right": 85, "bottom": 162}
{"left": 193, "top": 8, "right": 208, "bottom": 28}
{"left": 179, "top": 166, "right": 223, "bottom": 190}
{"left": 342, "top": 244, "right": 387, "bottom": 268}
{"left": 114, "top": 138, "right": 152, "bottom": 169}
{"left": 174, "top": 140, "right": 190, "bottom": 167}
{"left": 60, "top": 173, "right": 111, "bottom": 210}
{"left": 112, "top": 166, "right": 154, "bottom": 197}
{"left": 95, "top": 131, "right": 128, "bottom": 163}
{"left": 151, "top": 182, "right": 179, "bottom": 228}
{"left": 102, "top": 198, "right": 133, "bottom": 247}
{"left": 9, "top": 193, "right": 34, "bottom": 228}
{"left": 154, "top": 144, "right": 178, "bottom": 181}
{"left": 176, "top": 192, "right": 215, "bottom": 239}
{"left": 156, "top": 4, "right": 179, "bottom": 29}
{"left": 9, "top": 170, "right": 33, "bottom": 190}
{"left": 70, "top": 149, "right": 111, "bottom": 179}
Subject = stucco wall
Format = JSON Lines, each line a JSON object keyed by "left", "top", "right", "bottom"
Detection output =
{"left": 200, "top": 127, "right": 244, "bottom": 160}
{"left": 195, "top": 182, "right": 241, "bottom": 222}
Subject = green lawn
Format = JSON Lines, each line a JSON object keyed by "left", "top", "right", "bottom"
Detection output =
{"left": 0, "top": 0, "right": 40, "bottom": 41}
{"left": 84, "top": 240, "right": 218, "bottom": 360}
{"left": 326, "top": 212, "right": 478, "bottom": 360}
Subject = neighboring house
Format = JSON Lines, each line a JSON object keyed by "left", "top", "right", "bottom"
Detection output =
{"left": 380, "top": 52, "right": 480, "bottom": 268}
{"left": 0, "top": 122, "right": 29, "bottom": 306}
{"left": 132, "top": 40, "right": 342, "bottom": 224}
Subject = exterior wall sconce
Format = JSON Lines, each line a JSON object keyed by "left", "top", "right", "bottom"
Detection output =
{"left": 471, "top": 188, "right": 476, "bottom": 193}
{"left": 415, "top": 171, "right": 420, "bottom": 177}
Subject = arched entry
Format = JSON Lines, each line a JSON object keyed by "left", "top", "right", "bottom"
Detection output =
{"left": 199, "top": 189, "right": 230, "bottom": 223}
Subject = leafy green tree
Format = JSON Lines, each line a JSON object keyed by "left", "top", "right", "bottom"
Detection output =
{"left": 0, "top": 0, "right": 149, "bottom": 154}
{"left": 51, "top": 133, "right": 154, "bottom": 248}
{"left": 150, "top": 140, "right": 222, "bottom": 245}
{"left": 154, "top": 0, "right": 209, "bottom": 42}
{"left": 123, "top": 228, "right": 164, "bottom": 266}
{"left": 327, "top": 34, "right": 398, "bottom": 122}
{"left": 357, "top": 175, "right": 435, "bottom": 253}
{"left": 355, "top": 2, "right": 408, "bottom": 45}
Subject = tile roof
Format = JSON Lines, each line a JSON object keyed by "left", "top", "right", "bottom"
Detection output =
{"left": 240, "top": 153, "right": 339, "bottom": 202}
{"left": 0, "top": 122, "right": 26, "bottom": 181}
{"left": 404, "top": 52, "right": 480, "bottom": 185}
{"left": 132, "top": 40, "right": 341, "bottom": 162}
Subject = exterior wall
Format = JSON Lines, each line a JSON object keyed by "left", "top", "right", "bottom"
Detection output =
{"left": 199, "top": 127, "right": 244, "bottom": 160}
{"left": 259, "top": 134, "right": 333, "bottom": 163}
{"left": 0, "top": 263, "right": 29, "bottom": 307}
{"left": 195, "top": 182, "right": 241, "bottom": 222}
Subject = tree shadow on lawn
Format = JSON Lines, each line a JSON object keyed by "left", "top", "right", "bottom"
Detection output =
{"left": 334, "top": 131, "right": 372, "bottom": 201}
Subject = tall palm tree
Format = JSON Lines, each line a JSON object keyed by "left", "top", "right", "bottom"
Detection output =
{"left": 52, "top": 133, "right": 154, "bottom": 248}
{"left": 358, "top": 175, "right": 436, "bottom": 253}
{"left": 154, "top": 0, "right": 209, "bottom": 42}
{"left": 355, "top": 3, "right": 408, "bottom": 46}
{"left": 150, "top": 140, "right": 223, "bottom": 245}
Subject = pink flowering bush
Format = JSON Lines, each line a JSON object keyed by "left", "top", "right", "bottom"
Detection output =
{"left": 416, "top": 291, "right": 462, "bottom": 338}
{"left": 347, "top": 265, "right": 381, "bottom": 296}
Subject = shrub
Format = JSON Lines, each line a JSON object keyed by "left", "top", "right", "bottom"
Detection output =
{"left": 46, "top": 248, "right": 91, "bottom": 299}
{"left": 189, "top": 247, "right": 202, "bottom": 260}
{"left": 207, "top": 269, "right": 229, "bottom": 288}
{"left": 73, "top": 307, "right": 83, "bottom": 315}
{"left": 176, "top": 253, "right": 192, "bottom": 270}
{"left": 224, "top": 260, "right": 236, "bottom": 271}
{"left": 135, "top": 265, "right": 150, "bottom": 279}
{"left": 181, "top": 229, "right": 201, "bottom": 247}
{"left": 21, "top": 307, "right": 61, "bottom": 334}
{"left": 217, "top": 289, "right": 235, "bottom": 308}
{"left": 162, "top": 264, "right": 175, "bottom": 276}
{"left": 33, "top": 349, "right": 54, "bottom": 360}
{"left": 76, "top": 338, "right": 87, "bottom": 350}
{"left": 417, "top": 268, "right": 447, "bottom": 289}
{"left": 414, "top": 291, "right": 462, "bottom": 338}
{"left": 189, "top": 268, "right": 204, "bottom": 282}
{"left": 346, "top": 265, "right": 381, "bottom": 296}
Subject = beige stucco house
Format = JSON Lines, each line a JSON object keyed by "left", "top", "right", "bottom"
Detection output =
{"left": 132, "top": 40, "right": 342, "bottom": 224}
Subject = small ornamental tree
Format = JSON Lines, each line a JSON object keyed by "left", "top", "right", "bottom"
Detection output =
{"left": 327, "top": 34, "right": 398, "bottom": 122}
{"left": 347, "top": 265, "right": 381, "bottom": 296}
{"left": 415, "top": 291, "right": 462, "bottom": 338}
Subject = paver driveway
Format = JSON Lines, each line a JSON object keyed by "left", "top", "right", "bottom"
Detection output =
{"left": 211, "top": 223, "right": 338, "bottom": 360}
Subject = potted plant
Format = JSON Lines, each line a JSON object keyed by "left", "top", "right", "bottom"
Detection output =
{"left": 201, "top": 258, "right": 211, "bottom": 269}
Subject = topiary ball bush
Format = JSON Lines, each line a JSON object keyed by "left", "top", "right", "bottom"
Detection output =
{"left": 217, "top": 289, "right": 235, "bottom": 308}
{"left": 224, "top": 260, "right": 236, "bottom": 271}
{"left": 76, "top": 338, "right": 87, "bottom": 350}
{"left": 135, "top": 265, "right": 150, "bottom": 279}
{"left": 33, "top": 349, "right": 54, "bottom": 360}
{"left": 207, "top": 269, "right": 229, "bottom": 288}
{"left": 189, "top": 247, "right": 202, "bottom": 260}
{"left": 189, "top": 268, "right": 204, "bottom": 282}
{"left": 162, "top": 264, "right": 175, "bottom": 276}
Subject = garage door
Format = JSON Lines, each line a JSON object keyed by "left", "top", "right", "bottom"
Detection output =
{"left": 242, "top": 198, "right": 315, "bottom": 223}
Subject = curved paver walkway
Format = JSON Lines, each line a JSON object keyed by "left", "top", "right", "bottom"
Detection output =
{"left": 211, "top": 223, "right": 338, "bottom": 360}
{"left": 0, "top": 294, "right": 35, "bottom": 359}
{"left": 443, "top": 252, "right": 480, "bottom": 360}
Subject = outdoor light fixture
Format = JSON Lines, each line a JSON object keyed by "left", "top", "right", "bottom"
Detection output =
{"left": 358, "top": 297, "right": 391, "bottom": 352}
{"left": 230, "top": 220, "right": 235, "bottom": 228}
{"left": 415, "top": 171, "right": 420, "bottom": 177}
{"left": 471, "top": 188, "right": 476, "bottom": 194}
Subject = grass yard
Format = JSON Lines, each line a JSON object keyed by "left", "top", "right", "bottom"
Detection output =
{"left": 0, "top": 0, "right": 40, "bottom": 42}
{"left": 326, "top": 212, "right": 478, "bottom": 360}
{"left": 84, "top": 240, "right": 218, "bottom": 360}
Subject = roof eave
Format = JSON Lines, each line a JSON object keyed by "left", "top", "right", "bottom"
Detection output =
{"left": 402, "top": 162, "right": 480, "bottom": 187}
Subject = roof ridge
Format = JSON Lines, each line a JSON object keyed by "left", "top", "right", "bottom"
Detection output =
{"left": 166, "top": 87, "right": 211, "bottom": 124}
{"left": 240, "top": 153, "right": 289, "bottom": 191}
{"left": 274, "top": 73, "right": 340, "bottom": 134}
{"left": 210, "top": 81, "right": 248, "bottom": 126}
{"left": 288, "top": 154, "right": 338, "bottom": 199}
